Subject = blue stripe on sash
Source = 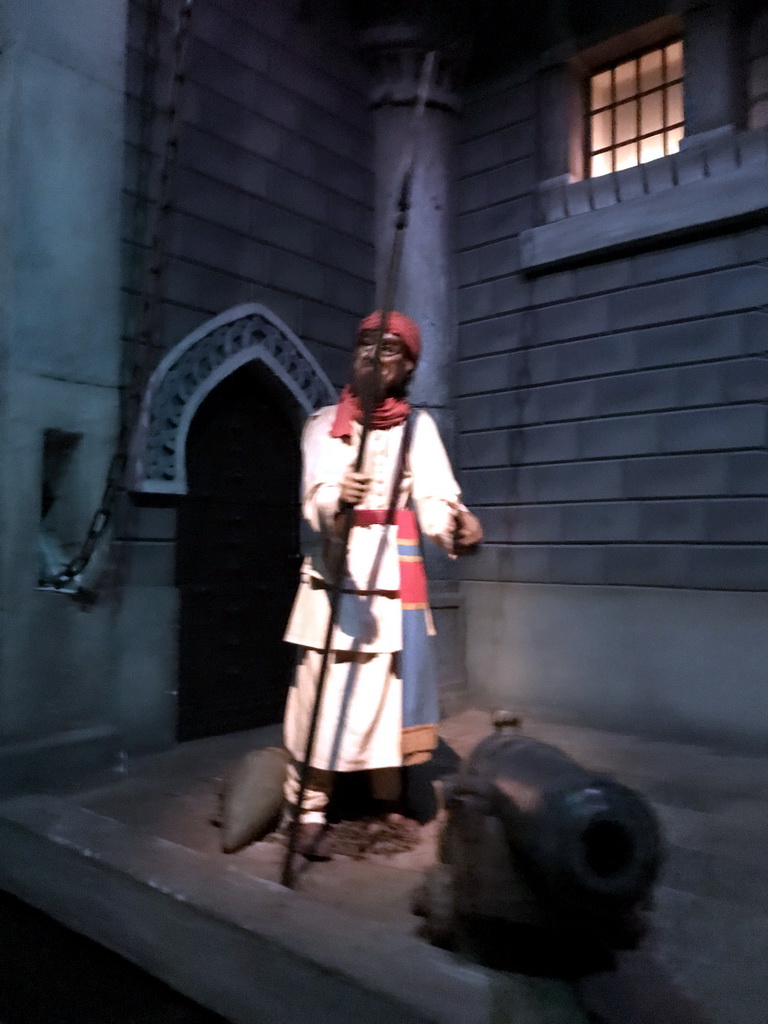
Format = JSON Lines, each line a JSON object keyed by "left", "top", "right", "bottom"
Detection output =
{"left": 400, "top": 608, "right": 439, "bottom": 730}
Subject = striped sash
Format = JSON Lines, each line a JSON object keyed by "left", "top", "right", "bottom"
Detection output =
{"left": 353, "top": 508, "right": 438, "bottom": 731}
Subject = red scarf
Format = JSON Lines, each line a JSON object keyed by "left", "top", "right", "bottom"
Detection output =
{"left": 330, "top": 385, "right": 411, "bottom": 439}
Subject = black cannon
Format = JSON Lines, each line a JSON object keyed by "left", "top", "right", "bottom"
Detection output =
{"left": 413, "top": 715, "right": 662, "bottom": 970}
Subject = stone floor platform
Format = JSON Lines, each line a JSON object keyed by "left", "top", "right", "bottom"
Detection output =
{"left": 0, "top": 710, "right": 766, "bottom": 1023}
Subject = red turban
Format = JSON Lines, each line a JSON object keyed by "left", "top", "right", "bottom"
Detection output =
{"left": 356, "top": 310, "right": 421, "bottom": 362}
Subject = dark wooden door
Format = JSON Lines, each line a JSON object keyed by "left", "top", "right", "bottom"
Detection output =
{"left": 176, "top": 366, "right": 301, "bottom": 741}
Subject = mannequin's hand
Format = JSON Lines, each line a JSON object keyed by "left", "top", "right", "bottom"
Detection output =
{"left": 454, "top": 508, "right": 483, "bottom": 555}
{"left": 339, "top": 470, "right": 370, "bottom": 508}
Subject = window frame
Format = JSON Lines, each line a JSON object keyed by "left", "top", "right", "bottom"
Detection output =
{"left": 525, "top": 9, "right": 768, "bottom": 272}
{"left": 584, "top": 36, "right": 685, "bottom": 178}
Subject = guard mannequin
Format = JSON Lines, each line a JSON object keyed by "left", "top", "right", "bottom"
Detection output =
{"left": 282, "top": 311, "right": 482, "bottom": 857}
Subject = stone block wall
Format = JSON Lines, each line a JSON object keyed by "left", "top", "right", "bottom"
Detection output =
{"left": 123, "top": 0, "right": 374, "bottom": 388}
{"left": 453, "top": 11, "right": 768, "bottom": 746}
{"left": 456, "top": 79, "right": 768, "bottom": 593}
{"left": 116, "top": 0, "right": 375, "bottom": 751}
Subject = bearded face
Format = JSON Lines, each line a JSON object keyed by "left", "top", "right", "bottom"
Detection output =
{"left": 351, "top": 329, "right": 415, "bottom": 405}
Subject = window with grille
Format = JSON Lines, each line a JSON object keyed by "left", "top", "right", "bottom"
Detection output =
{"left": 588, "top": 40, "right": 684, "bottom": 177}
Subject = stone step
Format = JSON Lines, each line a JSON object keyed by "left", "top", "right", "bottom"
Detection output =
{"left": 648, "top": 883, "right": 768, "bottom": 1024}
{"left": 654, "top": 799, "right": 768, "bottom": 869}
{"left": 0, "top": 793, "right": 589, "bottom": 1024}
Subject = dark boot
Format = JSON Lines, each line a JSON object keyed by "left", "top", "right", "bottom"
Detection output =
{"left": 295, "top": 822, "right": 332, "bottom": 861}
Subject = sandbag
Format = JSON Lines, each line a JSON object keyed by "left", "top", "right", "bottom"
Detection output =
{"left": 220, "top": 746, "right": 290, "bottom": 853}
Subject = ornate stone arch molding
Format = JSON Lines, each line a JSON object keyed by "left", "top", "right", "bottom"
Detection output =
{"left": 129, "top": 303, "right": 337, "bottom": 494}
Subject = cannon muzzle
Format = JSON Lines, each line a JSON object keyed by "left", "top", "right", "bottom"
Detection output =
{"left": 462, "top": 731, "right": 662, "bottom": 915}
{"left": 414, "top": 723, "right": 663, "bottom": 966}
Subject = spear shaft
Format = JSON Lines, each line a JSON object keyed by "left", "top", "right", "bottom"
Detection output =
{"left": 281, "top": 51, "right": 436, "bottom": 888}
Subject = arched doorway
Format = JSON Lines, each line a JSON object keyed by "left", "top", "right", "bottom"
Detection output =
{"left": 128, "top": 303, "right": 336, "bottom": 746}
{"left": 175, "top": 363, "right": 301, "bottom": 741}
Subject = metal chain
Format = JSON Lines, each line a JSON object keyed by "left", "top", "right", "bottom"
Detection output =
{"left": 45, "top": 0, "right": 194, "bottom": 596}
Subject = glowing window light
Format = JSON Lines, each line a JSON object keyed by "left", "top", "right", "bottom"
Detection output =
{"left": 588, "top": 40, "right": 685, "bottom": 178}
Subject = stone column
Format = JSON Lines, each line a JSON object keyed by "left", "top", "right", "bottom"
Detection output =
{"left": 361, "top": 23, "right": 461, "bottom": 457}
{"left": 362, "top": 24, "right": 466, "bottom": 710}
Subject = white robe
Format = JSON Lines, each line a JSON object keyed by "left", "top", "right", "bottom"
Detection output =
{"left": 282, "top": 406, "right": 463, "bottom": 771}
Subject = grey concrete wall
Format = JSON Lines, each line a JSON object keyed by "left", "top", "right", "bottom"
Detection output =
{"left": 464, "top": 581, "right": 768, "bottom": 751}
{"left": 0, "top": 0, "right": 127, "bottom": 783}
{"left": 454, "top": 5, "right": 768, "bottom": 746}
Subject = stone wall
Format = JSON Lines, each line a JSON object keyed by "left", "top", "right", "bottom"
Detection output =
{"left": 457, "top": 92, "right": 768, "bottom": 589}
{"left": 116, "top": 0, "right": 375, "bottom": 751}
{"left": 123, "top": 0, "right": 374, "bottom": 386}
{"left": 454, "top": 4, "right": 768, "bottom": 746}
{"left": 0, "top": 0, "right": 127, "bottom": 789}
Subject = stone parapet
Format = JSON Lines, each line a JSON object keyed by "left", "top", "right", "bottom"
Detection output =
{"left": 522, "top": 127, "right": 768, "bottom": 270}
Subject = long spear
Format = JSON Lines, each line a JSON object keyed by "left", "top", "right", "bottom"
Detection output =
{"left": 282, "top": 50, "right": 437, "bottom": 888}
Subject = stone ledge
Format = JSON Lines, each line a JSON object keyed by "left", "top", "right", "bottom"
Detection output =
{"left": 522, "top": 128, "right": 768, "bottom": 271}
{"left": 522, "top": 161, "right": 768, "bottom": 271}
{"left": 0, "top": 795, "right": 586, "bottom": 1024}
{"left": 0, "top": 727, "right": 119, "bottom": 798}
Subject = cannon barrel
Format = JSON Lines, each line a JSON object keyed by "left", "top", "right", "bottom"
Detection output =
{"left": 414, "top": 723, "right": 664, "bottom": 961}
{"left": 460, "top": 730, "right": 662, "bottom": 917}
